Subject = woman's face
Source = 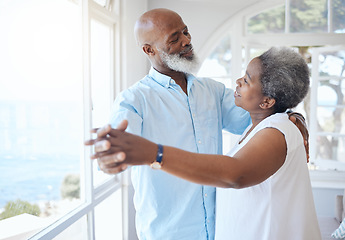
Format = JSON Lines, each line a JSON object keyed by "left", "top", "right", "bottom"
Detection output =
{"left": 234, "top": 57, "right": 265, "bottom": 112}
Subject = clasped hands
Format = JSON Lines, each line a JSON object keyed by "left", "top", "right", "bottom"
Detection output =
{"left": 85, "top": 112, "right": 310, "bottom": 175}
{"left": 84, "top": 120, "right": 157, "bottom": 174}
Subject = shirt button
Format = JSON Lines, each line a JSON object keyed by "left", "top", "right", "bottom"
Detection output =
{"left": 192, "top": 114, "right": 195, "bottom": 118}
{"left": 170, "top": 80, "right": 174, "bottom": 84}
{"left": 205, "top": 193, "right": 207, "bottom": 197}
{"left": 198, "top": 140, "right": 202, "bottom": 144}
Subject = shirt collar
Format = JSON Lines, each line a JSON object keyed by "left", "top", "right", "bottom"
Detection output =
{"left": 149, "top": 67, "right": 196, "bottom": 90}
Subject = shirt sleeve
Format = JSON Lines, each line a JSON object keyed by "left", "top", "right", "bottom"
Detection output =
{"left": 109, "top": 89, "right": 143, "bottom": 136}
{"left": 221, "top": 86, "right": 251, "bottom": 135}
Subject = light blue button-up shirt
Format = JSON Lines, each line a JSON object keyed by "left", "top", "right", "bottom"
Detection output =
{"left": 110, "top": 67, "right": 250, "bottom": 240}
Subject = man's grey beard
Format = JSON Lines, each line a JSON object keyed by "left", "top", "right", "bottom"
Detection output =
{"left": 159, "top": 50, "right": 200, "bottom": 74}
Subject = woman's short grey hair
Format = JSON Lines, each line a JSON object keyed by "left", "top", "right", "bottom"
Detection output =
{"left": 258, "top": 47, "right": 310, "bottom": 113}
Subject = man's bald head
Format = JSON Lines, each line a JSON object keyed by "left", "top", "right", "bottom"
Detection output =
{"left": 133, "top": 8, "right": 198, "bottom": 74}
{"left": 134, "top": 8, "right": 183, "bottom": 47}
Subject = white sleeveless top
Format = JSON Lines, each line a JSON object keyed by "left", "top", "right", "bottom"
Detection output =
{"left": 215, "top": 113, "right": 321, "bottom": 240}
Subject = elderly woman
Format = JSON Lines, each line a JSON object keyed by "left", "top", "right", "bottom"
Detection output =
{"left": 88, "top": 47, "right": 321, "bottom": 240}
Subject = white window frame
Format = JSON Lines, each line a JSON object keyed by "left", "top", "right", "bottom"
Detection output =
{"left": 309, "top": 45, "right": 345, "bottom": 188}
{"left": 240, "top": 0, "right": 345, "bottom": 189}
{"left": 198, "top": 0, "right": 345, "bottom": 189}
{"left": 29, "top": 0, "right": 124, "bottom": 239}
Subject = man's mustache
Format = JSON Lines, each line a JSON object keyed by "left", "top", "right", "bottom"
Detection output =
{"left": 179, "top": 45, "right": 194, "bottom": 55}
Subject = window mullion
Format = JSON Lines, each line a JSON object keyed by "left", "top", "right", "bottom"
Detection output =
{"left": 328, "top": 0, "right": 333, "bottom": 32}
{"left": 310, "top": 48, "right": 319, "bottom": 163}
{"left": 83, "top": 0, "right": 96, "bottom": 238}
{"left": 285, "top": 0, "right": 290, "bottom": 33}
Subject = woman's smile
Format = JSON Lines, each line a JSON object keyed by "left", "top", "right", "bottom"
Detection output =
{"left": 234, "top": 89, "right": 241, "bottom": 97}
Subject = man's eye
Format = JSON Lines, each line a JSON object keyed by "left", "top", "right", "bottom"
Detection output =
{"left": 170, "top": 39, "right": 178, "bottom": 43}
{"left": 244, "top": 78, "right": 248, "bottom": 83}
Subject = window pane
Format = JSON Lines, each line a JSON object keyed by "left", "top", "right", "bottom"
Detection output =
{"left": 317, "top": 81, "right": 343, "bottom": 106}
{"left": 54, "top": 215, "right": 88, "bottom": 240}
{"left": 316, "top": 135, "right": 345, "bottom": 165}
{"left": 317, "top": 50, "right": 345, "bottom": 136}
{"left": 90, "top": 19, "right": 114, "bottom": 186}
{"left": 332, "top": 0, "right": 345, "bottom": 33}
{"left": 290, "top": 0, "right": 328, "bottom": 33}
{"left": 90, "top": 19, "right": 113, "bottom": 128}
{"left": 314, "top": 48, "right": 345, "bottom": 170}
{"left": 0, "top": 0, "right": 83, "bottom": 237}
{"left": 249, "top": 48, "right": 267, "bottom": 60}
{"left": 317, "top": 106, "right": 345, "bottom": 133}
{"left": 197, "top": 35, "right": 231, "bottom": 78}
{"left": 94, "top": 190, "right": 122, "bottom": 239}
{"left": 318, "top": 50, "right": 345, "bottom": 77}
{"left": 93, "top": 0, "right": 107, "bottom": 7}
{"left": 247, "top": 5, "right": 285, "bottom": 34}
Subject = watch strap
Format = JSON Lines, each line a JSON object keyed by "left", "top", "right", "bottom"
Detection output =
{"left": 150, "top": 144, "right": 163, "bottom": 169}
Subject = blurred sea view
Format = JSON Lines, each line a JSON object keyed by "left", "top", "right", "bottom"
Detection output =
{"left": 0, "top": 100, "right": 82, "bottom": 209}
{"left": 0, "top": 154, "right": 79, "bottom": 208}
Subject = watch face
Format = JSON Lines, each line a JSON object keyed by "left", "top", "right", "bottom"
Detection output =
{"left": 150, "top": 162, "right": 162, "bottom": 169}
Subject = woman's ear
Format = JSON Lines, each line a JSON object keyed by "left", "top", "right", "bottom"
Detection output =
{"left": 142, "top": 44, "right": 155, "bottom": 56}
{"left": 260, "top": 97, "right": 276, "bottom": 109}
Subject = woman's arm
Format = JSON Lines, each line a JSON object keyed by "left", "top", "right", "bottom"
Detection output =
{"left": 89, "top": 126, "right": 287, "bottom": 189}
{"left": 161, "top": 128, "right": 286, "bottom": 188}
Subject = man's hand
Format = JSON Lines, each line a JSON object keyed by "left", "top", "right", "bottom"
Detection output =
{"left": 84, "top": 120, "right": 129, "bottom": 174}
{"left": 288, "top": 112, "right": 309, "bottom": 162}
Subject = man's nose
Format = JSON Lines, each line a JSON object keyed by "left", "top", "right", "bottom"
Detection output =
{"left": 181, "top": 34, "right": 191, "bottom": 46}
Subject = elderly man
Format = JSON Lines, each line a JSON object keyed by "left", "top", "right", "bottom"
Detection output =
{"left": 87, "top": 8, "right": 308, "bottom": 240}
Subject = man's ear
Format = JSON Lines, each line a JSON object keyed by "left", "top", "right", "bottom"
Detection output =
{"left": 260, "top": 97, "right": 276, "bottom": 109}
{"left": 142, "top": 44, "right": 155, "bottom": 56}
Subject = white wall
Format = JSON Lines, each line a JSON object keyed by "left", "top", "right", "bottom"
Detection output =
{"left": 120, "top": 0, "right": 149, "bottom": 88}
{"left": 313, "top": 188, "right": 344, "bottom": 217}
